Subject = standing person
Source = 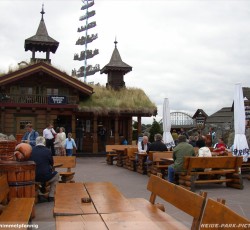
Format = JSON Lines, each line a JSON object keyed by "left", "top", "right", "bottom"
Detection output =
{"left": 180, "top": 128, "right": 189, "bottom": 140}
{"left": 209, "top": 127, "right": 216, "bottom": 146}
{"left": 43, "top": 123, "right": 57, "bottom": 156}
{"left": 189, "top": 136, "right": 196, "bottom": 147}
{"left": 21, "top": 123, "right": 39, "bottom": 148}
{"left": 168, "top": 135, "right": 195, "bottom": 183}
{"left": 75, "top": 123, "right": 84, "bottom": 152}
{"left": 171, "top": 129, "right": 179, "bottom": 146}
{"left": 29, "top": 136, "right": 59, "bottom": 202}
{"left": 196, "top": 135, "right": 206, "bottom": 148}
{"left": 54, "top": 127, "right": 66, "bottom": 156}
{"left": 148, "top": 134, "right": 167, "bottom": 151}
{"left": 64, "top": 133, "right": 77, "bottom": 156}
{"left": 99, "top": 126, "right": 107, "bottom": 152}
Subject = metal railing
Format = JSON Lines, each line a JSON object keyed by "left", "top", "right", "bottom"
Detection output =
{"left": 0, "top": 94, "right": 78, "bottom": 105}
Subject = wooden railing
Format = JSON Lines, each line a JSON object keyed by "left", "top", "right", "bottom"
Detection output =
{"left": 0, "top": 94, "right": 78, "bottom": 105}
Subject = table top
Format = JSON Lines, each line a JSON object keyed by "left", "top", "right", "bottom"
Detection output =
{"left": 54, "top": 183, "right": 96, "bottom": 216}
{"left": 54, "top": 181, "right": 183, "bottom": 230}
{"left": 56, "top": 210, "right": 161, "bottom": 230}
{"left": 160, "top": 157, "right": 174, "bottom": 163}
{"left": 101, "top": 210, "right": 161, "bottom": 230}
{"left": 56, "top": 214, "right": 107, "bottom": 230}
{"left": 53, "top": 163, "right": 63, "bottom": 168}
{"left": 84, "top": 181, "right": 136, "bottom": 214}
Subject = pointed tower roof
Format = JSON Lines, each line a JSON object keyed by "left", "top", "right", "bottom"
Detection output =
{"left": 100, "top": 40, "right": 132, "bottom": 74}
{"left": 24, "top": 5, "right": 59, "bottom": 53}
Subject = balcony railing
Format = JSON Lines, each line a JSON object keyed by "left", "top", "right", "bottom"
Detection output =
{"left": 0, "top": 94, "right": 78, "bottom": 105}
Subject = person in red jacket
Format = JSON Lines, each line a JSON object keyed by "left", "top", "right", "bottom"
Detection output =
{"left": 214, "top": 137, "right": 227, "bottom": 153}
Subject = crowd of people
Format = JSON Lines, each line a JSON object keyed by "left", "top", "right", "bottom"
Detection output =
{"left": 21, "top": 123, "right": 228, "bottom": 201}
{"left": 21, "top": 123, "right": 78, "bottom": 203}
{"left": 137, "top": 128, "right": 228, "bottom": 184}
{"left": 21, "top": 123, "right": 77, "bottom": 156}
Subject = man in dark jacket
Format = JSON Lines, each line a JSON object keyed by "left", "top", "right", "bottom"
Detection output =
{"left": 29, "top": 136, "right": 59, "bottom": 202}
{"left": 148, "top": 134, "right": 167, "bottom": 151}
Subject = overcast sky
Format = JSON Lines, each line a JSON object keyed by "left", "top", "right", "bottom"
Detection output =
{"left": 1, "top": 0, "right": 250, "bottom": 124}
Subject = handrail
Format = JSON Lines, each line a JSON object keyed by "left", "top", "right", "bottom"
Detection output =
{"left": 0, "top": 94, "right": 78, "bottom": 105}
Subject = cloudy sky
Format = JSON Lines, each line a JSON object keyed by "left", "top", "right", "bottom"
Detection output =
{"left": 1, "top": 0, "right": 250, "bottom": 124}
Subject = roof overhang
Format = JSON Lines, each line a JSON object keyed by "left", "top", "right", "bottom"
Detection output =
{"left": 0, "top": 62, "right": 93, "bottom": 96}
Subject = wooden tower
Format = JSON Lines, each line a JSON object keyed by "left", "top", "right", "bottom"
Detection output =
{"left": 24, "top": 5, "right": 59, "bottom": 64}
{"left": 100, "top": 40, "right": 132, "bottom": 90}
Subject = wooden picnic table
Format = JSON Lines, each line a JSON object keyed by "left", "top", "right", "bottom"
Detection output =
{"left": 112, "top": 149, "right": 126, "bottom": 167}
{"left": 53, "top": 163, "right": 63, "bottom": 169}
{"left": 55, "top": 181, "right": 162, "bottom": 230}
{"left": 160, "top": 157, "right": 174, "bottom": 164}
{"left": 136, "top": 152, "right": 148, "bottom": 174}
{"left": 84, "top": 181, "right": 136, "bottom": 213}
{"left": 53, "top": 183, "right": 96, "bottom": 216}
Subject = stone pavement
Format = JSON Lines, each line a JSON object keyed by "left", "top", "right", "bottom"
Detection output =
{"left": 33, "top": 156, "right": 250, "bottom": 230}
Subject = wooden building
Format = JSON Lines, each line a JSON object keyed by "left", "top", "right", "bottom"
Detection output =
{"left": 0, "top": 7, "right": 157, "bottom": 153}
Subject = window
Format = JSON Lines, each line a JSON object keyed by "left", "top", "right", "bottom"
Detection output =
{"left": 19, "top": 120, "right": 32, "bottom": 129}
{"left": 47, "top": 88, "right": 58, "bottom": 95}
{"left": 20, "top": 87, "right": 33, "bottom": 95}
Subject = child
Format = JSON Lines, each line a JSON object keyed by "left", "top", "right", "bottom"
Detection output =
{"left": 64, "top": 133, "right": 77, "bottom": 156}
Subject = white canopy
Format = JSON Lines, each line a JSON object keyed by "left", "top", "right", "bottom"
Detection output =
{"left": 162, "top": 98, "right": 175, "bottom": 147}
{"left": 233, "top": 83, "right": 249, "bottom": 162}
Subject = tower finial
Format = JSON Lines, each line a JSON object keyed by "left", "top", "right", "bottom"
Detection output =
{"left": 114, "top": 37, "right": 118, "bottom": 48}
{"left": 41, "top": 4, "right": 45, "bottom": 20}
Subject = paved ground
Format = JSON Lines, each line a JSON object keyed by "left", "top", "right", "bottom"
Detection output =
{"left": 33, "top": 156, "right": 250, "bottom": 230}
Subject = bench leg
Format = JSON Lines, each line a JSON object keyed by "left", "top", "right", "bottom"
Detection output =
{"left": 226, "top": 174, "right": 244, "bottom": 189}
{"left": 190, "top": 175, "right": 196, "bottom": 192}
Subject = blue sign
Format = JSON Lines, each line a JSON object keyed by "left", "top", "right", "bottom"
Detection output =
{"left": 48, "top": 96, "right": 67, "bottom": 105}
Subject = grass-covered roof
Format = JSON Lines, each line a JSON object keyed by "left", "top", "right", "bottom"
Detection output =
{"left": 78, "top": 85, "right": 157, "bottom": 116}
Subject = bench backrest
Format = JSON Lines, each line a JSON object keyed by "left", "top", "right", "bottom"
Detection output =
{"left": 0, "top": 174, "right": 9, "bottom": 203}
{"left": 152, "top": 151, "right": 173, "bottom": 162}
{"left": 126, "top": 147, "right": 138, "bottom": 157}
{"left": 200, "top": 198, "right": 250, "bottom": 227}
{"left": 147, "top": 175, "right": 207, "bottom": 230}
{"left": 53, "top": 156, "right": 76, "bottom": 172}
{"left": 105, "top": 145, "right": 137, "bottom": 153}
{"left": 183, "top": 156, "right": 243, "bottom": 173}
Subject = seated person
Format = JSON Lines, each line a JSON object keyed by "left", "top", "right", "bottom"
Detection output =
{"left": 198, "top": 147, "right": 212, "bottom": 172}
{"left": 168, "top": 135, "right": 195, "bottom": 183}
{"left": 138, "top": 135, "right": 150, "bottom": 153}
{"left": 213, "top": 137, "right": 228, "bottom": 155}
{"left": 198, "top": 146, "right": 212, "bottom": 157}
{"left": 136, "top": 135, "right": 150, "bottom": 167}
{"left": 148, "top": 134, "right": 167, "bottom": 151}
{"left": 29, "top": 136, "right": 59, "bottom": 202}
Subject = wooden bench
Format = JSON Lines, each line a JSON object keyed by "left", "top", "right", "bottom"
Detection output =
{"left": 125, "top": 147, "right": 138, "bottom": 171}
{"left": 241, "top": 157, "right": 250, "bottom": 175}
{"left": 105, "top": 145, "right": 136, "bottom": 165}
{"left": 53, "top": 156, "right": 76, "bottom": 183}
{"left": 149, "top": 151, "right": 173, "bottom": 177}
{"left": 129, "top": 175, "right": 207, "bottom": 230}
{"left": 178, "top": 156, "right": 243, "bottom": 191}
{"left": 0, "top": 174, "right": 35, "bottom": 227}
{"left": 200, "top": 198, "right": 250, "bottom": 229}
